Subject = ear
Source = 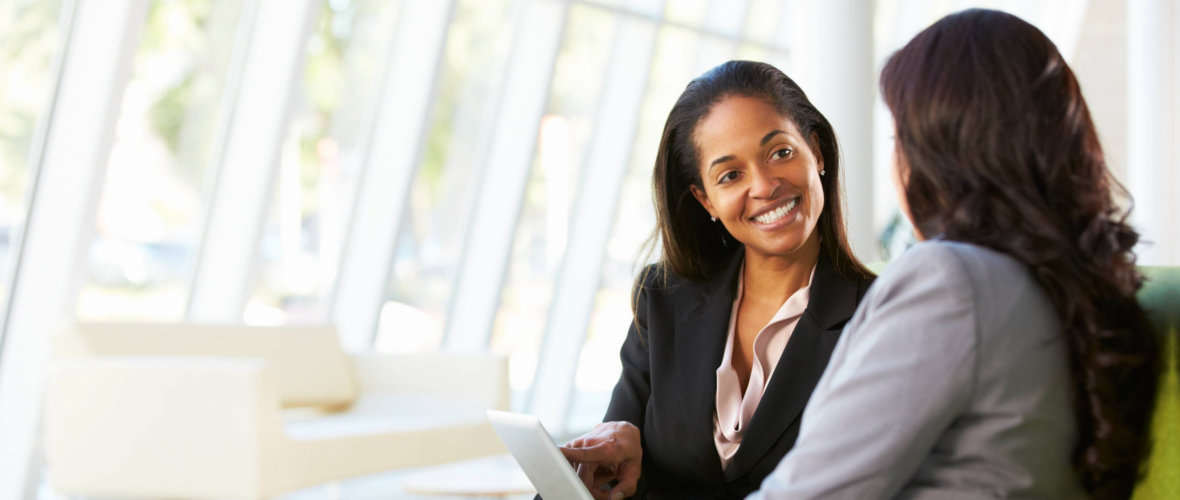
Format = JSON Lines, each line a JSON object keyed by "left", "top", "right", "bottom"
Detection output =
{"left": 689, "top": 184, "right": 716, "bottom": 219}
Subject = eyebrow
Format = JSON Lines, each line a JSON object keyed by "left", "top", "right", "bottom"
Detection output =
{"left": 708, "top": 155, "right": 736, "bottom": 172}
{"left": 761, "top": 129, "right": 786, "bottom": 145}
{"left": 707, "top": 130, "right": 789, "bottom": 174}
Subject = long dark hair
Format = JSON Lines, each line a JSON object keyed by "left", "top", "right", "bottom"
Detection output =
{"left": 645, "top": 60, "right": 871, "bottom": 283}
{"left": 881, "top": 9, "right": 1159, "bottom": 498}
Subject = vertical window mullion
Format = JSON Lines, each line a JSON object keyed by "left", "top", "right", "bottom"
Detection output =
{"left": 186, "top": 0, "right": 318, "bottom": 322}
{"left": 0, "top": 0, "right": 149, "bottom": 496}
{"left": 330, "top": 0, "right": 455, "bottom": 352}
{"left": 442, "top": 0, "right": 571, "bottom": 351}
{"left": 526, "top": 10, "right": 661, "bottom": 433}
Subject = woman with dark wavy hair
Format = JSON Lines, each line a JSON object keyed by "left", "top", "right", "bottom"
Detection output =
{"left": 556, "top": 60, "right": 875, "bottom": 499}
{"left": 751, "top": 9, "right": 1159, "bottom": 500}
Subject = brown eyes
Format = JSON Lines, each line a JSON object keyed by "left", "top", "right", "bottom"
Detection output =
{"left": 716, "top": 148, "right": 794, "bottom": 185}
{"left": 718, "top": 171, "right": 741, "bottom": 184}
{"left": 771, "top": 147, "right": 793, "bottom": 160}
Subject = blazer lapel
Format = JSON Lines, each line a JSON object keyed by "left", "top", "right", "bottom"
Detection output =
{"left": 722, "top": 253, "right": 864, "bottom": 481}
{"left": 673, "top": 250, "right": 743, "bottom": 482}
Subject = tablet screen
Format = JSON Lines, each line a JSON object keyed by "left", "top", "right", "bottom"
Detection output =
{"left": 486, "top": 410, "right": 595, "bottom": 500}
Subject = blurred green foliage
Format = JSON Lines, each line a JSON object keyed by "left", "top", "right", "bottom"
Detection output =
{"left": 0, "top": 0, "right": 62, "bottom": 206}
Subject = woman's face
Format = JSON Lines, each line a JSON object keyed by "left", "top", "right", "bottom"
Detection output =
{"left": 689, "top": 95, "right": 824, "bottom": 261}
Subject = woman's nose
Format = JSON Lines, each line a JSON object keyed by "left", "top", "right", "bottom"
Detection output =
{"left": 749, "top": 167, "right": 782, "bottom": 199}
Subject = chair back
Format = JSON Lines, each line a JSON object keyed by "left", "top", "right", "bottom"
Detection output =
{"left": 1135, "top": 267, "right": 1179, "bottom": 498}
{"left": 1138, "top": 267, "right": 1179, "bottom": 336}
{"left": 56, "top": 322, "right": 358, "bottom": 408}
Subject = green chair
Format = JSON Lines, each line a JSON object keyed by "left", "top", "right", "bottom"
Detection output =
{"left": 1134, "top": 266, "right": 1179, "bottom": 499}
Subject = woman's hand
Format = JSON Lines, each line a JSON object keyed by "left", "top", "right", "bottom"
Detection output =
{"left": 560, "top": 421, "right": 642, "bottom": 500}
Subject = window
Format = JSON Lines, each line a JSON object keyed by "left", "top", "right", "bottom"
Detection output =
{"left": 491, "top": 0, "right": 618, "bottom": 402}
{"left": 374, "top": 0, "right": 518, "bottom": 352}
{"left": 77, "top": 0, "right": 247, "bottom": 321}
{"left": 0, "top": 0, "right": 65, "bottom": 345}
{"left": 246, "top": 0, "right": 401, "bottom": 325}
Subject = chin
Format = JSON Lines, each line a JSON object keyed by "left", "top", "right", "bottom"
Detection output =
{"left": 749, "top": 230, "right": 818, "bottom": 259}
{"left": 751, "top": 240, "right": 806, "bottom": 258}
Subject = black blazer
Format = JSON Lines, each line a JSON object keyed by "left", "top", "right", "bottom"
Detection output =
{"left": 605, "top": 249, "right": 873, "bottom": 499}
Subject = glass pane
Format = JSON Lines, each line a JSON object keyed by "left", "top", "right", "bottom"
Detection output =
{"left": 490, "top": 2, "right": 619, "bottom": 396}
{"left": 693, "top": 33, "right": 739, "bottom": 74}
{"left": 0, "top": 0, "right": 64, "bottom": 332}
{"left": 741, "top": 0, "right": 787, "bottom": 48}
{"left": 664, "top": 0, "right": 709, "bottom": 26}
{"left": 702, "top": 0, "right": 749, "bottom": 37}
{"left": 374, "top": 0, "right": 517, "bottom": 352}
{"left": 77, "top": 0, "right": 246, "bottom": 321}
{"left": 245, "top": 0, "right": 401, "bottom": 325}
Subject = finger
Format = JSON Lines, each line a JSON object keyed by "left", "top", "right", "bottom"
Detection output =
{"left": 561, "top": 446, "right": 584, "bottom": 463}
{"left": 562, "top": 446, "right": 596, "bottom": 465}
{"left": 563, "top": 448, "right": 579, "bottom": 469}
{"left": 592, "top": 468, "right": 618, "bottom": 489}
{"left": 560, "top": 442, "right": 616, "bottom": 463}
{"left": 561, "top": 446, "right": 597, "bottom": 464}
{"left": 612, "top": 462, "right": 640, "bottom": 498}
{"left": 577, "top": 465, "right": 611, "bottom": 500}
{"left": 576, "top": 463, "right": 596, "bottom": 489}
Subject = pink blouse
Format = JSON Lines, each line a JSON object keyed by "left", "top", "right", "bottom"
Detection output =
{"left": 713, "top": 261, "right": 816, "bottom": 470}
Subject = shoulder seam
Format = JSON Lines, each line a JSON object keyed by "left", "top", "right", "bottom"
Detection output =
{"left": 941, "top": 245, "right": 982, "bottom": 406}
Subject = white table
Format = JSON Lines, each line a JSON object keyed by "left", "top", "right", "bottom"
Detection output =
{"left": 402, "top": 455, "right": 536, "bottom": 499}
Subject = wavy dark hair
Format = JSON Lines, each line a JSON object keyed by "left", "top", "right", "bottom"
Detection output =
{"left": 881, "top": 9, "right": 1159, "bottom": 498}
{"left": 644, "top": 60, "right": 871, "bottom": 283}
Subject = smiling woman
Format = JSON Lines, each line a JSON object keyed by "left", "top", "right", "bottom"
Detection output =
{"left": 555, "top": 60, "right": 875, "bottom": 500}
{"left": 690, "top": 95, "right": 825, "bottom": 268}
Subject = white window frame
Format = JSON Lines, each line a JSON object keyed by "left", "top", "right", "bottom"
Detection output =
{"left": 0, "top": 0, "right": 149, "bottom": 496}
{"left": 186, "top": 0, "right": 319, "bottom": 322}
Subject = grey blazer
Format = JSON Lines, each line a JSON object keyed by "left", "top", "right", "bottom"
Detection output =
{"left": 750, "top": 241, "right": 1086, "bottom": 499}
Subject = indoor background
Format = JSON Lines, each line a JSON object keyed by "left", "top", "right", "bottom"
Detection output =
{"left": 0, "top": 0, "right": 1175, "bottom": 498}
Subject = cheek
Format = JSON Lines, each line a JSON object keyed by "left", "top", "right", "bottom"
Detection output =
{"left": 892, "top": 154, "right": 913, "bottom": 223}
{"left": 720, "top": 195, "right": 744, "bottom": 220}
{"left": 809, "top": 176, "right": 825, "bottom": 217}
{"left": 893, "top": 173, "right": 909, "bottom": 218}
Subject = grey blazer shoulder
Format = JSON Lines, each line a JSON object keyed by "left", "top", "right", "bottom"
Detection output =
{"left": 752, "top": 240, "right": 1085, "bottom": 500}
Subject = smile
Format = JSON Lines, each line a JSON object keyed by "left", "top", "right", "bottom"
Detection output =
{"left": 752, "top": 197, "right": 799, "bottom": 224}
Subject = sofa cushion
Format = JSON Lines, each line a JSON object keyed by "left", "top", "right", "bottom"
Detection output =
{"left": 58, "top": 322, "right": 358, "bottom": 408}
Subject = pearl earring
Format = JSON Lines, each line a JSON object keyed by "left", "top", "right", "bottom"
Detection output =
{"left": 710, "top": 216, "right": 717, "bottom": 222}
{"left": 820, "top": 169, "right": 826, "bottom": 176}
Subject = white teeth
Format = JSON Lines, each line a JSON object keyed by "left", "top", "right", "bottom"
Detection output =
{"left": 754, "top": 198, "right": 798, "bottom": 224}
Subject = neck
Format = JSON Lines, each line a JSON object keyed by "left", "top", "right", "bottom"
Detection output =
{"left": 742, "top": 234, "right": 821, "bottom": 306}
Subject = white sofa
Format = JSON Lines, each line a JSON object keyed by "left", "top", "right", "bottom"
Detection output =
{"left": 45, "top": 322, "right": 509, "bottom": 499}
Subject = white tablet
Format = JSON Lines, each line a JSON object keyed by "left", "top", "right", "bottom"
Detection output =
{"left": 486, "top": 410, "right": 594, "bottom": 500}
